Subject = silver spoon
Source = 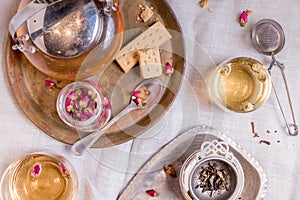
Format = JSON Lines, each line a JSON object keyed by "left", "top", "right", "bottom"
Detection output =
{"left": 251, "top": 19, "right": 298, "bottom": 136}
{"left": 71, "top": 78, "right": 165, "bottom": 155}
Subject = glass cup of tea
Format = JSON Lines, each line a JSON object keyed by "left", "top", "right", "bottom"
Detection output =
{"left": 210, "top": 57, "right": 272, "bottom": 113}
{"left": 0, "top": 152, "right": 78, "bottom": 200}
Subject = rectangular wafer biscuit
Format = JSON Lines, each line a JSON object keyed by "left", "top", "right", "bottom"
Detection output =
{"left": 116, "top": 21, "right": 172, "bottom": 72}
{"left": 138, "top": 48, "right": 162, "bottom": 79}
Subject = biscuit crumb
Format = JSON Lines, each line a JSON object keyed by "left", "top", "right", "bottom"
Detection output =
{"left": 140, "top": 5, "right": 153, "bottom": 22}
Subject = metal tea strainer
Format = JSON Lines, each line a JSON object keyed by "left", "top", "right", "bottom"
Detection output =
{"left": 251, "top": 19, "right": 298, "bottom": 136}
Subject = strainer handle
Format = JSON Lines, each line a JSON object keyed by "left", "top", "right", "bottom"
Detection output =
{"left": 267, "top": 55, "right": 277, "bottom": 74}
{"left": 270, "top": 59, "right": 298, "bottom": 136}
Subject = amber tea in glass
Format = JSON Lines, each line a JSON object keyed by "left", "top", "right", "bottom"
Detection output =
{"left": 210, "top": 57, "right": 272, "bottom": 113}
{"left": 0, "top": 152, "right": 78, "bottom": 200}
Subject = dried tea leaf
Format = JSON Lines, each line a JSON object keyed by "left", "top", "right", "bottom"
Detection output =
{"left": 259, "top": 140, "right": 271, "bottom": 145}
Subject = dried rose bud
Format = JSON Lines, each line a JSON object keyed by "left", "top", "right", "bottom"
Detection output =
{"left": 146, "top": 189, "right": 159, "bottom": 197}
{"left": 242, "top": 101, "right": 254, "bottom": 112}
{"left": 102, "top": 97, "right": 110, "bottom": 107}
{"left": 239, "top": 10, "right": 252, "bottom": 27}
{"left": 199, "top": 0, "right": 208, "bottom": 8}
{"left": 239, "top": 11, "right": 248, "bottom": 27}
{"left": 45, "top": 80, "right": 56, "bottom": 88}
{"left": 165, "top": 62, "right": 174, "bottom": 75}
{"left": 164, "top": 164, "right": 177, "bottom": 178}
{"left": 65, "top": 98, "right": 71, "bottom": 107}
{"left": 131, "top": 90, "right": 141, "bottom": 97}
{"left": 31, "top": 162, "right": 42, "bottom": 178}
{"left": 67, "top": 91, "right": 77, "bottom": 100}
{"left": 79, "top": 95, "right": 89, "bottom": 107}
{"left": 102, "top": 108, "right": 110, "bottom": 118}
{"left": 220, "top": 65, "right": 231, "bottom": 77}
{"left": 132, "top": 96, "right": 142, "bottom": 106}
{"left": 246, "top": 10, "right": 253, "bottom": 16}
{"left": 251, "top": 63, "right": 263, "bottom": 72}
{"left": 59, "top": 162, "right": 68, "bottom": 175}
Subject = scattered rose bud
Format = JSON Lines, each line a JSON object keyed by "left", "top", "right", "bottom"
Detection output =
{"left": 45, "top": 80, "right": 56, "bottom": 88}
{"left": 163, "top": 164, "right": 177, "bottom": 178}
{"left": 131, "top": 88, "right": 150, "bottom": 107}
{"left": 31, "top": 162, "right": 42, "bottom": 178}
{"left": 246, "top": 10, "right": 253, "bottom": 16}
{"left": 132, "top": 96, "right": 142, "bottom": 107}
{"left": 131, "top": 90, "right": 141, "bottom": 97}
{"left": 146, "top": 189, "right": 159, "bottom": 197}
{"left": 165, "top": 62, "right": 174, "bottom": 75}
{"left": 239, "top": 10, "right": 252, "bottom": 27}
{"left": 199, "top": 0, "right": 208, "bottom": 8}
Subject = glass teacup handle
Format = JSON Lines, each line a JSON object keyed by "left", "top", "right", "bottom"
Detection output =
{"left": 9, "top": 0, "right": 63, "bottom": 53}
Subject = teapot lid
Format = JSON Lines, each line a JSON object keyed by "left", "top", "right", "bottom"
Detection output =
{"left": 27, "top": 0, "right": 102, "bottom": 58}
{"left": 8, "top": 0, "right": 124, "bottom": 80}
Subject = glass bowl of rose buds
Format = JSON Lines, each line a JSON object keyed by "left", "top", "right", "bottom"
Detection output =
{"left": 56, "top": 81, "right": 112, "bottom": 132}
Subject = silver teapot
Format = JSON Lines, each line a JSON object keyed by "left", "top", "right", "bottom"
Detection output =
{"left": 9, "top": 0, "right": 124, "bottom": 80}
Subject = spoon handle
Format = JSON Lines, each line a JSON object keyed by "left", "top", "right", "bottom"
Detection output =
{"left": 71, "top": 103, "right": 136, "bottom": 155}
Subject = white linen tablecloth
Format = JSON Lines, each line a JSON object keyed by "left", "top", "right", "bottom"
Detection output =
{"left": 1, "top": 0, "right": 300, "bottom": 199}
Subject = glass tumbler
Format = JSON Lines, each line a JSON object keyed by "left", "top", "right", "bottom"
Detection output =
{"left": 210, "top": 57, "right": 272, "bottom": 113}
{"left": 0, "top": 152, "right": 78, "bottom": 200}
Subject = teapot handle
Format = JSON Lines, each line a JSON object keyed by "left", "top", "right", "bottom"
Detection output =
{"left": 101, "top": 0, "right": 120, "bottom": 15}
{"left": 9, "top": 0, "right": 63, "bottom": 53}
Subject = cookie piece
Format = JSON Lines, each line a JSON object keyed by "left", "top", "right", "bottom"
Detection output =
{"left": 140, "top": 5, "right": 153, "bottom": 22}
{"left": 138, "top": 48, "right": 162, "bottom": 79}
{"left": 116, "top": 21, "right": 172, "bottom": 73}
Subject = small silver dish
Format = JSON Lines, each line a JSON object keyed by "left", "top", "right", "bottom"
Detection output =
{"left": 179, "top": 140, "right": 244, "bottom": 200}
